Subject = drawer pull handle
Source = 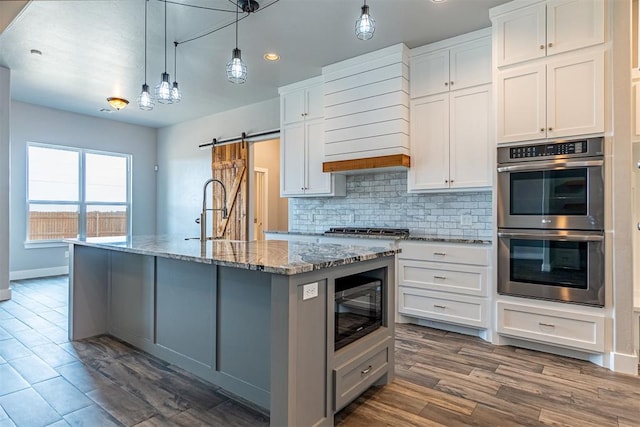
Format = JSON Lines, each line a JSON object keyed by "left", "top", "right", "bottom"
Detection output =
{"left": 539, "top": 322, "right": 555, "bottom": 328}
{"left": 433, "top": 252, "right": 446, "bottom": 256}
{"left": 433, "top": 275, "right": 447, "bottom": 280}
{"left": 361, "top": 365, "right": 373, "bottom": 375}
{"left": 434, "top": 304, "right": 446, "bottom": 309}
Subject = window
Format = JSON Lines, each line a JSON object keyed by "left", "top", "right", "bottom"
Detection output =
{"left": 27, "top": 143, "right": 131, "bottom": 243}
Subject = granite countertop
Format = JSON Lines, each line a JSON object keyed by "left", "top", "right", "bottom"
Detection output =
{"left": 264, "top": 230, "right": 492, "bottom": 245}
{"left": 66, "top": 235, "right": 398, "bottom": 276}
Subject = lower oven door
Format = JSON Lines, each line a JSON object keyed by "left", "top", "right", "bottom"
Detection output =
{"left": 498, "top": 229, "right": 604, "bottom": 307}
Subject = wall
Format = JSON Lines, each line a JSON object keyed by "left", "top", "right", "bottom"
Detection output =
{"left": 289, "top": 171, "right": 492, "bottom": 238}
{"left": 10, "top": 102, "right": 157, "bottom": 277}
{"left": 156, "top": 98, "right": 279, "bottom": 238}
{"left": 253, "top": 138, "right": 288, "bottom": 233}
{"left": 0, "top": 67, "right": 10, "bottom": 300}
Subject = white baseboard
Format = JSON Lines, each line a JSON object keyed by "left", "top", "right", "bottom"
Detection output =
{"left": 10, "top": 266, "right": 69, "bottom": 281}
{"left": 607, "top": 351, "right": 639, "bottom": 375}
{"left": 0, "top": 287, "right": 11, "bottom": 301}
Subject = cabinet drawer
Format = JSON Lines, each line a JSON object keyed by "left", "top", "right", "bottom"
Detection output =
{"left": 399, "top": 241, "right": 490, "bottom": 266}
{"left": 333, "top": 340, "right": 390, "bottom": 411}
{"left": 398, "top": 260, "right": 488, "bottom": 297}
{"left": 497, "top": 301, "right": 604, "bottom": 353}
{"left": 398, "top": 287, "right": 488, "bottom": 328}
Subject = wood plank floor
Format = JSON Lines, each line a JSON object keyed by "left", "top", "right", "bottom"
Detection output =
{"left": 0, "top": 276, "right": 639, "bottom": 426}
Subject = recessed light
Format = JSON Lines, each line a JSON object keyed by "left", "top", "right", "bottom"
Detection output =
{"left": 30, "top": 49, "right": 42, "bottom": 56}
{"left": 264, "top": 52, "right": 280, "bottom": 61}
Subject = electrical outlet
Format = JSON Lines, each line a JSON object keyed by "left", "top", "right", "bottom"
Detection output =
{"left": 460, "top": 215, "right": 473, "bottom": 226}
{"left": 302, "top": 282, "right": 318, "bottom": 300}
{"left": 64, "top": 250, "right": 69, "bottom": 258}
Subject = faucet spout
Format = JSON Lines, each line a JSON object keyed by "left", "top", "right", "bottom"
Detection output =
{"left": 200, "top": 178, "right": 229, "bottom": 242}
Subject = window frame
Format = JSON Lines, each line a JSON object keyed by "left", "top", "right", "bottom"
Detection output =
{"left": 25, "top": 142, "right": 132, "bottom": 247}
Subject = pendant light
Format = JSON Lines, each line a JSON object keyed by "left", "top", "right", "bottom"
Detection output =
{"left": 171, "top": 41, "right": 182, "bottom": 103}
{"left": 155, "top": 0, "right": 173, "bottom": 103}
{"left": 138, "top": 0, "right": 154, "bottom": 111}
{"left": 226, "top": 3, "right": 247, "bottom": 84}
{"left": 355, "top": 0, "right": 375, "bottom": 41}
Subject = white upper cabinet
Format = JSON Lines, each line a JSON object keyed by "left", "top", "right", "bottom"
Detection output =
{"left": 281, "top": 83, "right": 323, "bottom": 125}
{"left": 493, "top": 0, "right": 605, "bottom": 68}
{"left": 496, "top": 51, "right": 604, "bottom": 143}
{"left": 410, "top": 33, "right": 492, "bottom": 98}
{"left": 279, "top": 77, "right": 345, "bottom": 197}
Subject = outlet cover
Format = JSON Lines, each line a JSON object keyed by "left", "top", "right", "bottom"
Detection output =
{"left": 302, "top": 282, "right": 318, "bottom": 300}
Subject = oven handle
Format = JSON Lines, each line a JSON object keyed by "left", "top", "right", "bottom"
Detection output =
{"left": 497, "top": 159, "right": 603, "bottom": 173}
{"left": 497, "top": 231, "right": 604, "bottom": 242}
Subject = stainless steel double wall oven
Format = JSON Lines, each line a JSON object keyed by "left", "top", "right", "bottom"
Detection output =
{"left": 497, "top": 137, "right": 605, "bottom": 306}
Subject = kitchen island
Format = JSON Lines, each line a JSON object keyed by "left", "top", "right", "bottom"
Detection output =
{"left": 67, "top": 236, "right": 397, "bottom": 427}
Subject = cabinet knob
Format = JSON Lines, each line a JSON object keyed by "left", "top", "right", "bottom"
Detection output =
{"left": 450, "top": 179, "right": 454, "bottom": 183}
{"left": 540, "top": 44, "right": 545, "bottom": 50}
{"left": 450, "top": 81, "right": 454, "bottom": 86}
{"left": 444, "top": 82, "right": 448, "bottom": 86}
{"left": 445, "top": 179, "right": 448, "bottom": 183}
{"left": 548, "top": 42, "right": 553, "bottom": 48}
{"left": 548, "top": 127, "right": 553, "bottom": 131}
{"left": 540, "top": 128, "right": 545, "bottom": 132}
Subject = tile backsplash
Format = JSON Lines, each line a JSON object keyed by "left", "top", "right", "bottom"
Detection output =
{"left": 288, "top": 172, "right": 493, "bottom": 238}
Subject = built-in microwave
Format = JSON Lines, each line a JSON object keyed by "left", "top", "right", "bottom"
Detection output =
{"left": 497, "top": 137, "right": 604, "bottom": 231}
{"left": 334, "top": 276, "right": 383, "bottom": 351}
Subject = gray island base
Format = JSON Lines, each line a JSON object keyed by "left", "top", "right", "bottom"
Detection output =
{"left": 67, "top": 236, "right": 397, "bottom": 426}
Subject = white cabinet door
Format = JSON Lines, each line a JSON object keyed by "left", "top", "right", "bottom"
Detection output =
{"left": 304, "top": 119, "right": 332, "bottom": 195}
{"left": 546, "top": 0, "right": 604, "bottom": 57}
{"left": 493, "top": 3, "right": 546, "bottom": 67}
{"left": 409, "top": 50, "right": 450, "bottom": 98}
{"left": 634, "top": 83, "right": 640, "bottom": 142}
{"left": 305, "top": 83, "right": 324, "bottom": 120}
{"left": 408, "top": 94, "right": 450, "bottom": 191}
{"left": 496, "top": 63, "right": 546, "bottom": 143}
{"left": 449, "top": 85, "right": 492, "bottom": 189}
{"left": 546, "top": 51, "right": 604, "bottom": 139}
{"left": 280, "top": 122, "right": 306, "bottom": 196}
{"left": 449, "top": 38, "right": 492, "bottom": 92}
{"left": 281, "top": 90, "right": 306, "bottom": 125}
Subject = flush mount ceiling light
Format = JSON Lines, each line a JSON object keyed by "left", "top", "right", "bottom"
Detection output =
{"left": 226, "top": 2, "right": 248, "bottom": 84}
{"left": 264, "top": 52, "right": 280, "bottom": 61}
{"left": 107, "top": 97, "right": 129, "bottom": 110}
{"left": 355, "top": 0, "right": 375, "bottom": 40}
{"left": 138, "top": 0, "right": 154, "bottom": 111}
{"left": 155, "top": 0, "right": 173, "bottom": 103}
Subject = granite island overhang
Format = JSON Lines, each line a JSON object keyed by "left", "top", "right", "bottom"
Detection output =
{"left": 66, "top": 236, "right": 398, "bottom": 427}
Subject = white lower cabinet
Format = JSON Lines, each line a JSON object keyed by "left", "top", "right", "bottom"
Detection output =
{"left": 497, "top": 301, "right": 605, "bottom": 353}
{"left": 398, "top": 241, "right": 491, "bottom": 329}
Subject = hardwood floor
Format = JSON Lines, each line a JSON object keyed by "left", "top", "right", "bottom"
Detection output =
{"left": 1, "top": 276, "right": 639, "bottom": 427}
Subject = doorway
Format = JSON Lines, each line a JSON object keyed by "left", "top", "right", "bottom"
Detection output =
{"left": 251, "top": 139, "right": 288, "bottom": 240}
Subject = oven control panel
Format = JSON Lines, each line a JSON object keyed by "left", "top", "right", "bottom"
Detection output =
{"left": 497, "top": 137, "right": 603, "bottom": 164}
{"left": 509, "top": 141, "right": 587, "bottom": 159}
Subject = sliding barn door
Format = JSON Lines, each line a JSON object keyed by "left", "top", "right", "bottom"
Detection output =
{"left": 211, "top": 141, "right": 248, "bottom": 240}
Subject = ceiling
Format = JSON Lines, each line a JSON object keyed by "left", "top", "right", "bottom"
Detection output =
{"left": 0, "top": 0, "right": 510, "bottom": 129}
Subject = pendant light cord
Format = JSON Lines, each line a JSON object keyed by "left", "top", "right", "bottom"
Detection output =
{"left": 234, "top": 2, "right": 238, "bottom": 49}
{"left": 164, "top": 0, "right": 168, "bottom": 71}
{"left": 174, "top": 42, "right": 178, "bottom": 80}
{"left": 144, "top": 0, "right": 148, "bottom": 83}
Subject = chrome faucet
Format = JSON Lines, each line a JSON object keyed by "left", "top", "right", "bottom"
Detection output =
{"left": 195, "top": 178, "right": 228, "bottom": 242}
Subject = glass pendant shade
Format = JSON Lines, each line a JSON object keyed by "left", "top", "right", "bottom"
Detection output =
{"left": 227, "top": 48, "right": 247, "bottom": 84}
{"left": 155, "top": 72, "right": 173, "bottom": 104}
{"left": 171, "top": 81, "right": 182, "bottom": 103}
{"left": 355, "top": 4, "right": 375, "bottom": 40}
{"left": 138, "top": 84, "right": 155, "bottom": 111}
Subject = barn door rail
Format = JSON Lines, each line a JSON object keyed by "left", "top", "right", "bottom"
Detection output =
{"left": 198, "top": 128, "right": 280, "bottom": 148}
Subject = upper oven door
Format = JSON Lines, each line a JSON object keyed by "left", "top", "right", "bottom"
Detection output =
{"left": 497, "top": 159, "right": 604, "bottom": 230}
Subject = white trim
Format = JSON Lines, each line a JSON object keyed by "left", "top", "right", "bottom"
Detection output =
{"left": 10, "top": 266, "right": 69, "bottom": 281}
{"left": 0, "top": 288, "right": 11, "bottom": 301}
{"left": 606, "top": 351, "right": 639, "bottom": 375}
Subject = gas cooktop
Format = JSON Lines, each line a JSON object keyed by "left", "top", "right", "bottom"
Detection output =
{"left": 324, "top": 227, "right": 410, "bottom": 237}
